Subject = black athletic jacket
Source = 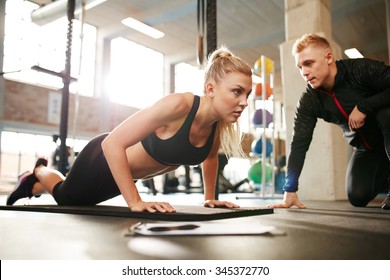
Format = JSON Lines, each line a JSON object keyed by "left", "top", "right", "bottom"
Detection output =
{"left": 284, "top": 58, "right": 390, "bottom": 192}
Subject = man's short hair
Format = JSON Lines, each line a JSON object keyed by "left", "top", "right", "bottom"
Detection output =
{"left": 292, "top": 33, "right": 331, "bottom": 55}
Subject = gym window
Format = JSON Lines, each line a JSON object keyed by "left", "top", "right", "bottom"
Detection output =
{"left": 108, "top": 37, "right": 164, "bottom": 109}
{"left": 174, "top": 62, "right": 204, "bottom": 96}
{"left": 0, "top": 130, "right": 88, "bottom": 183}
{"left": 2, "top": 0, "right": 97, "bottom": 97}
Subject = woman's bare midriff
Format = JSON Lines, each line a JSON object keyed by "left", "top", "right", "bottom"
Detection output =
{"left": 126, "top": 142, "right": 179, "bottom": 180}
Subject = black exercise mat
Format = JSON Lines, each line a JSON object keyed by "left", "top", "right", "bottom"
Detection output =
{"left": 0, "top": 204, "right": 273, "bottom": 221}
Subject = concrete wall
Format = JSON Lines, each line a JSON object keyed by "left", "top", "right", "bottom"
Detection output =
{"left": 280, "top": 0, "right": 350, "bottom": 200}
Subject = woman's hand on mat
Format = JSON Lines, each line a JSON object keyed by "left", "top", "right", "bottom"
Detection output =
{"left": 129, "top": 201, "right": 176, "bottom": 213}
{"left": 267, "top": 192, "right": 306, "bottom": 209}
{"left": 204, "top": 200, "right": 240, "bottom": 208}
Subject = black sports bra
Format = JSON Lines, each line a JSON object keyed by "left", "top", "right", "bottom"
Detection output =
{"left": 141, "top": 95, "right": 217, "bottom": 166}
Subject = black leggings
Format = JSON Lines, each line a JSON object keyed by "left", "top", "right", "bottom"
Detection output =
{"left": 346, "top": 107, "right": 390, "bottom": 207}
{"left": 52, "top": 133, "right": 122, "bottom": 205}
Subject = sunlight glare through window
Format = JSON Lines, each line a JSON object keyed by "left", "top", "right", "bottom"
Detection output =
{"left": 174, "top": 63, "right": 204, "bottom": 96}
{"left": 3, "top": 0, "right": 96, "bottom": 96}
{"left": 108, "top": 38, "right": 163, "bottom": 109}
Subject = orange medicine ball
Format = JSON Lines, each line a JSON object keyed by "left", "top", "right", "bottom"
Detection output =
{"left": 254, "top": 83, "right": 272, "bottom": 100}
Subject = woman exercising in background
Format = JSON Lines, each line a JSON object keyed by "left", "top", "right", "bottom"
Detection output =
{"left": 7, "top": 46, "right": 253, "bottom": 213}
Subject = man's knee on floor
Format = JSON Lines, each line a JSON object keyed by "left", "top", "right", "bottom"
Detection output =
{"left": 347, "top": 189, "right": 370, "bottom": 207}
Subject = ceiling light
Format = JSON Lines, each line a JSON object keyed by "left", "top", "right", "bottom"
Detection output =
{"left": 121, "top": 17, "right": 165, "bottom": 39}
{"left": 344, "top": 48, "right": 364, "bottom": 58}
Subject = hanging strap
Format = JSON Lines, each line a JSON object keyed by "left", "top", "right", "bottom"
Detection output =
{"left": 197, "top": 0, "right": 205, "bottom": 66}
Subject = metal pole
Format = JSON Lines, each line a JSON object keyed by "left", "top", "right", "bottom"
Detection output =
{"left": 206, "top": 0, "right": 217, "bottom": 56}
{"left": 386, "top": 0, "right": 390, "bottom": 63}
{"left": 206, "top": 0, "right": 218, "bottom": 199}
{"left": 58, "top": 0, "right": 75, "bottom": 175}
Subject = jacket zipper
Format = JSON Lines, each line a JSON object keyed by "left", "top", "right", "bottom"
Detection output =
{"left": 319, "top": 89, "right": 372, "bottom": 150}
